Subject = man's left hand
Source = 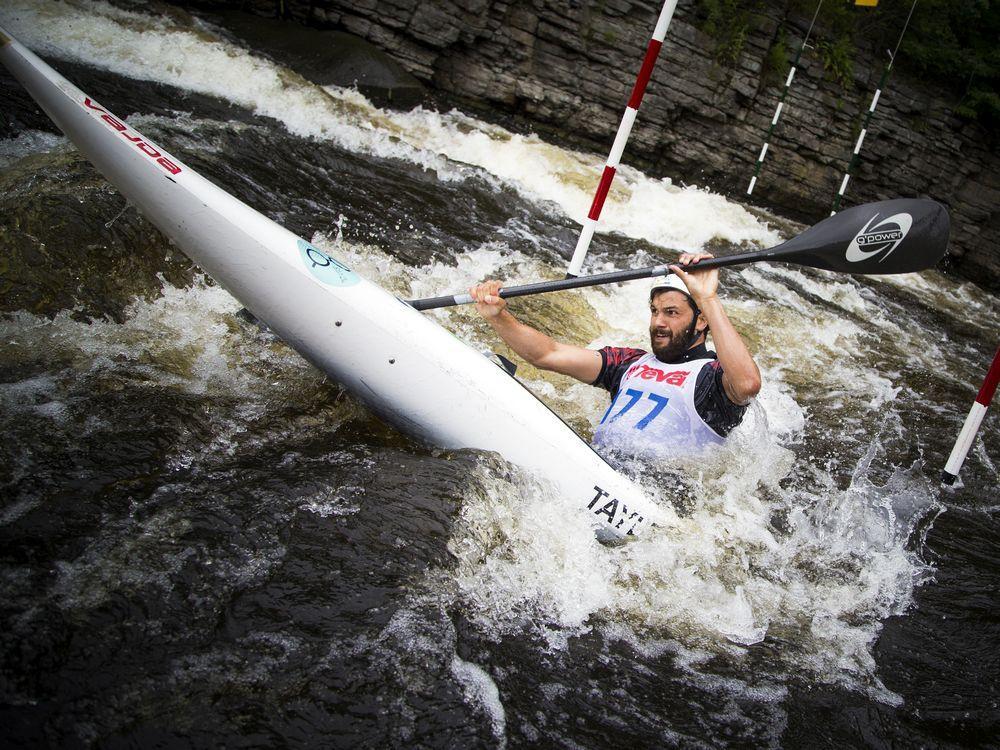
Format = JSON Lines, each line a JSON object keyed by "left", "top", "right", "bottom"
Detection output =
{"left": 670, "top": 252, "right": 718, "bottom": 305}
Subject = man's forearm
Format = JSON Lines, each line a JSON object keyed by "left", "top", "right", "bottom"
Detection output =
{"left": 698, "top": 295, "right": 761, "bottom": 401}
{"left": 486, "top": 309, "right": 559, "bottom": 367}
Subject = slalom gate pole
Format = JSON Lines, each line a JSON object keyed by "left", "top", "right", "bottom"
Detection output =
{"left": 565, "top": 0, "right": 678, "bottom": 278}
{"left": 830, "top": 0, "right": 918, "bottom": 215}
{"left": 942, "top": 346, "right": 1000, "bottom": 485}
{"left": 746, "top": 0, "right": 824, "bottom": 197}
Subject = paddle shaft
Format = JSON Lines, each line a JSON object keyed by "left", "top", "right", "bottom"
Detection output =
{"left": 406, "top": 250, "right": 766, "bottom": 311}
{"left": 406, "top": 198, "right": 950, "bottom": 311}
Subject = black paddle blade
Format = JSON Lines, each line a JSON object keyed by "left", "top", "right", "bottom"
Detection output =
{"left": 767, "top": 198, "right": 950, "bottom": 274}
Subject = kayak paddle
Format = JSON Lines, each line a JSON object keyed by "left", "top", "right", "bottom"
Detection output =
{"left": 406, "top": 198, "right": 950, "bottom": 311}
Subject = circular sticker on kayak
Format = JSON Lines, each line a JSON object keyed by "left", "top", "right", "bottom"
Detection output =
{"left": 298, "top": 239, "right": 359, "bottom": 286}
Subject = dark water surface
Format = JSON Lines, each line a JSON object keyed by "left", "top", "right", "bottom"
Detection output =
{"left": 1, "top": 2, "right": 997, "bottom": 747}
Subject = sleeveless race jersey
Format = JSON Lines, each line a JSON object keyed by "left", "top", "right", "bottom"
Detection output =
{"left": 591, "top": 353, "right": 725, "bottom": 459}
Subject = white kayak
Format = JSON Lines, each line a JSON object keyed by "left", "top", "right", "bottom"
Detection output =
{"left": 0, "top": 27, "right": 664, "bottom": 538}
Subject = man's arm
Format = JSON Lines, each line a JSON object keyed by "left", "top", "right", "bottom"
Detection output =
{"left": 671, "top": 255, "right": 762, "bottom": 405}
{"left": 469, "top": 280, "right": 602, "bottom": 384}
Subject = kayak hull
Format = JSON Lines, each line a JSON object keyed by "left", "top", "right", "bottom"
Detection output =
{"left": 0, "top": 28, "right": 663, "bottom": 538}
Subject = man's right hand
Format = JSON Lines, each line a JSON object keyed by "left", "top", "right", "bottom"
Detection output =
{"left": 469, "top": 279, "right": 507, "bottom": 319}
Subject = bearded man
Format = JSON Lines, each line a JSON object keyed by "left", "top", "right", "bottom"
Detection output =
{"left": 469, "top": 253, "right": 761, "bottom": 459}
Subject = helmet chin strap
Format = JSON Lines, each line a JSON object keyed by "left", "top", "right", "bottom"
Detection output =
{"left": 691, "top": 310, "right": 709, "bottom": 343}
{"left": 683, "top": 315, "right": 703, "bottom": 348}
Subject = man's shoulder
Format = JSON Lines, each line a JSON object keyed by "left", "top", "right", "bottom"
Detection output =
{"left": 592, "top": 346, "right": 648, "bottom": 392}
{"left": 598, "top": 345, "right": 648, "bottom": 368}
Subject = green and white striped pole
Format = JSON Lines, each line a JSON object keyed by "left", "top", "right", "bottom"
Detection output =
{"left": 830, "top": 61, "right": 893, "bottom": 215}
{"left": 747, "top": 0, "right": 824, "bottom": 196}
{"left": 831, "top": 0, "right": 918, "bottom": 215}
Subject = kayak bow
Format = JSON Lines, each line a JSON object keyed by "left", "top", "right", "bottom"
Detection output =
{"left": 0, "top": 26, "right": 663, "bottom": 539}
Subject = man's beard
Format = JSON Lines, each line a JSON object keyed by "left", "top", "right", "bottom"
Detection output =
{"left": 650, "top": 321, "right": 699, "bottom": 362}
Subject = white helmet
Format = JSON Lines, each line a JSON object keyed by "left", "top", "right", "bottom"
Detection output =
{"left": 649, "top": 273, "right": 696, "bottom": 309}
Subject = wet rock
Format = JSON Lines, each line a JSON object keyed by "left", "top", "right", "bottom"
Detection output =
{"left": 200, "top": 9, "right": 427, "bottom": 109}
{"left": 0, "top": 152, "right": 196, "bottom": 321}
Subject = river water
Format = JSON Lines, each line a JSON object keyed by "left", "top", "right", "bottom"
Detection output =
{"left": 1, "top": 1, "right": 997, "bottom": 747}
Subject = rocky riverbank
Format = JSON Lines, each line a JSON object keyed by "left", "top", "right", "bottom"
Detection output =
{"left": 184, "top": 0, "right": 998, "bottom": 291}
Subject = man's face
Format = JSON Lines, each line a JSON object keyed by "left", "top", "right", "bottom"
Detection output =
{"left": 649, "top": 290, "right": 698, "bottom": 361}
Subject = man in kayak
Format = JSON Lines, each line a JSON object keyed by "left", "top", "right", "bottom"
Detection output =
{"left": 469, "top": 253, "right": 761, "bottom": 459}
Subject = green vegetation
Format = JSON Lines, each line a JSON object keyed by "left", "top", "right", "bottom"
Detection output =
{"left": 697, "top": 0, "right": 755, "bottom": 67}
{"left": 895, "top": 0, "right": 1000, "bottom": 131}
{"left": 816, "top": 34, "right": 854, "bottom": 90}
{"left": 762, "top": 27, "right": 789, "bottom": 88}
{"left": 695, "top": 0, "right": 1000, "bottom": 134}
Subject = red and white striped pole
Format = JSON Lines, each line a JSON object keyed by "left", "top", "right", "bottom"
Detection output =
{"left": 942, "top": 346, "right": 1000, "bottom": 485}
{"left": 566, "top": 0, "right": 678, "bottom": 278}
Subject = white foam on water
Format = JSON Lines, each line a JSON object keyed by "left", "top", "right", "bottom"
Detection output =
{"left": 735, "top": 267, "right": 910, "bottom": 418}
{"left": 451, "top": 654, "right": 508, "bottom": 748}
{"left": 0, "top": 129, "right": 70, "bottom": 166}
{"left": 599, "top": 621, "right": 791, "bottom": 746}
{"left": 763, "top": 265, "right": 872, "bottom": 316}
{"left": 374, "top": 106, "right": 781, "bottom": 255}
{"left": 29, "top": 479, "right": 289, "bottom": 618}
{"left": 168, "top": 630, "right": 304, "bottom": 690}
{"left": 447, "top": 428, "right": 936, "bottom": 701}
{"left": 47, "top": 505, "right": 196, "bottom": 611}
{"left": 0, "top": 497, "right": 40, "bottom": 528}
{"left": 298, "top": 484, "right": 362, "bottom": 518}
{"left": 746, "top": 265, "right": 997, "bottom": 384}
{"left": 0, "top": 276, "right": 272, "bottom": 398}
{"left": 877, "top": 268, "right": 1000, "bottom": 330}
{"left": 351, "top": 605, "right": 510, "bottom": 743}
{"left": 971, "top": 436, "right": 996, "bottom": 477}
{"left": 447, "top": 459, "right": 624, "bottom": 646}
{"left": 0, "top": 272, "right": 355, "bottom": 483}
{"left": 0, "top": 373, "right": 66, "bottom": 420}
{"left": 2, "top": 265, "right": 346, "bottom": 409}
